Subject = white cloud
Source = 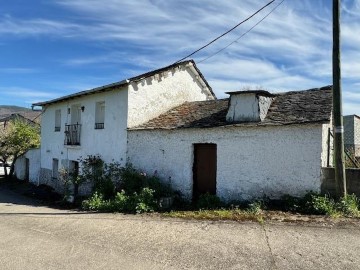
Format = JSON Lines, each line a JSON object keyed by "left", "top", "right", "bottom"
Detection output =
{"left": 1, "top": 87, "right": 57, "bottom": 99}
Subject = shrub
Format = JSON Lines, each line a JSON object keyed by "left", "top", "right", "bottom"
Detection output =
{"left": 82, "top": 192, "right": 111, "bottom": 211}
{"left": 196, "top": 193, "right": 222, "bottom": 210}
{"left": 337, "top": 194, "right": 360, "bottom": 217}
{"left": 307, "top": 193, "right": 336, "bottom": 215}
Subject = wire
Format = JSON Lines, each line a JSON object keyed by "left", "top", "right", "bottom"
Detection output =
{"left": 197, "top": 0, "right": 286, "bottom": 64}
{"left": 173, "top": 0, "right": 275, "bottom": 64}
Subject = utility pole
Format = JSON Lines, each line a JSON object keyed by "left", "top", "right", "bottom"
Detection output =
{"left": 332, "top": 0, "right": 347, "bottom": 196}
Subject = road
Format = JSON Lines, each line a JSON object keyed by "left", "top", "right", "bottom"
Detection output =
{"left": 0, "top": 187, "right": 360, "bottom": 270}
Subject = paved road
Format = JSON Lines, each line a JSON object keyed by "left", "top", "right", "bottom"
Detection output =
{"left": 0, "top": 188, "right": 360, "bottom": 270}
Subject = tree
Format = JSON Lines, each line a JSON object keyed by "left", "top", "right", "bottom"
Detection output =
{"left": 0, "top": 118, "right": 40, "bottom": 178}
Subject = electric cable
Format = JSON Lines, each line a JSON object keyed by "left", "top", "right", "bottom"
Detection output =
{"left": 173, "top": 0, "right": 275, "bottom": 64}
{"left": 197, "top": 0, "right": 286, "bottom": 64}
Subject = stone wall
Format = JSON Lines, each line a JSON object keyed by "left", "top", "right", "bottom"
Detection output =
{"left": 321, "top": 167, "right": 360, "bottom": 196}
{"left": 128, "top": 124, "right": 325, "bottom": 201}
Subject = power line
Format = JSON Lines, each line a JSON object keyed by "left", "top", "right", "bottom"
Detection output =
{"left": 197, "top": 0, "right": 286, "bottom": 64}
{"left": 173, "top": 0, "right": 275, "bottom": 64}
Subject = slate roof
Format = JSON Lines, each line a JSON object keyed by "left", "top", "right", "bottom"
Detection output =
{"left": 33, "top": 60, "right": 215, "bottom": 107}
{"left": 131, "top": 86, "right": 332, "bottom": 130}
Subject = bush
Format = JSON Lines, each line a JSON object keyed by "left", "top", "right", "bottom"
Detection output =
{"left": 84, "top": 188, "right": 157, "bottom": 214}
{"left": 337, "top": 194, "right": 360, "bottom": 217}
{"left": 196, "top": 193, "right": 222, "bottom": 210}
{"left": 82, "top": 192, "right": 111, "bottom": 211}
{"left": 307, "top": 193, "right": 336, "bottom": 215}
{"left": 117, "top": 165, "right": 173, "bottom": 197}
{"left": 278, "top": 192, "right": 360, "bottom": 217}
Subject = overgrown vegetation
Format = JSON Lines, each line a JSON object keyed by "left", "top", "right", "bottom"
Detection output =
{"left": 77, "top": 157, "right": 174, "bottom": 213}
{"left": 60, "top": 155, "right": 360, "bottom": 220}
{"left": 166, "top": 192, "right": 360, "bottom": 222}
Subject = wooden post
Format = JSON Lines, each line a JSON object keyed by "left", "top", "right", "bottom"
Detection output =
{"left": 332, "top": 0, "right": 347, "bottom": 196}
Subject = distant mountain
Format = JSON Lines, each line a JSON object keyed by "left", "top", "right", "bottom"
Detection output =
{"left": 0, "top": 105, "right": 41, "bottom": 123}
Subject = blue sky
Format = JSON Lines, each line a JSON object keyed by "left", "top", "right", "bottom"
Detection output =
{"left": 0, "top": 0, "right": 359, "bottom": 115}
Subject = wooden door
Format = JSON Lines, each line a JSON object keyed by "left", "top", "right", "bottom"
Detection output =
{"left": 193, "top": 144, "right": 217, "bottom": 200}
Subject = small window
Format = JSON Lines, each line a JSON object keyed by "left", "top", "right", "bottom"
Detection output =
{"left": 55, "top": 109, "right": 61, "bottom": 132}
{"left": 52, "top": 159, "right": 59, "bottom": 179}
{"left": 95, "top": 101, "right": 105, "bottom": 129}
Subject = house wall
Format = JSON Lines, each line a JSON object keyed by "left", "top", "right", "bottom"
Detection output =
{"left": 321, "top": 122, "right": 333, "bottom": 167}
{"left": 127, "top": 64, "right": 214, "bottom": 127}
{"left": 15, "top": 148, "right": 40, "bottom": 185}
{"left": 354, "top": 116, "right": 360, "bottom": 157}
{"left": 39, "top": 88, "right": 128, "bottom": 191}
{"left": 128, "top": 124, "right": 325, "bottom": 201}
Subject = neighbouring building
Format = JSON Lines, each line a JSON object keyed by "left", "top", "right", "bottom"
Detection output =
{"left": 128, "top": 86, "right": 333, "bottom": 201}
{"left": 23, "top": 60, "right": 214, "bottom": 191}
{"left": 344, "top": 114, "right": 360, "bottom": 158}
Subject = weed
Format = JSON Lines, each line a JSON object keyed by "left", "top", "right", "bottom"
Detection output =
{"left": 196, "top": 193, "right": 222, "bottom": 210}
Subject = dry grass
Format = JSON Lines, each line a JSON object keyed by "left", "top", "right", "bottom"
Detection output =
{"left": 163, "top": 209, "right": 264, "bottom": 223}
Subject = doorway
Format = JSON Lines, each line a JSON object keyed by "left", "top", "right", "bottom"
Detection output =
{"left": 193, "top": 144, "right": 217, "bottom": 200}
{"left": 25, "top": 158, "right": 30, "bottom": 182}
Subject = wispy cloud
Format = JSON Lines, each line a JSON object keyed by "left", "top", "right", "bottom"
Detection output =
{"left": 1, "top": 87, "right": 57, "bottom": 99}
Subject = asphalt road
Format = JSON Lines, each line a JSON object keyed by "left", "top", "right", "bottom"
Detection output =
{"left": 0, "top": 187, "right": 360, "bottom": 270}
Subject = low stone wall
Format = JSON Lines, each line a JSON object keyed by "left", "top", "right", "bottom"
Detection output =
{"left": 321, "top": 167, "right": 360, "bottom": 196}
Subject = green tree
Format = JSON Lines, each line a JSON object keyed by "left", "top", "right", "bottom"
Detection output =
{"left": 0, "top": 118, "right": 40, "bottom": 178}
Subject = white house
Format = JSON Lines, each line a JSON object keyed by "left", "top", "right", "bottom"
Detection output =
{"left": 25, "top": 60, "right": 215, "bottom": 191}
{"left": 128, "top": 86, "right": 333, "bottom": 201}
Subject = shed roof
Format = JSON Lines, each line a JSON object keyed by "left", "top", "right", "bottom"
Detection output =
{"left": 33, "top": 60, "right": 214, "bottom": 106}
{"left": 130, "top": 86, "right": 332, "bottom": 130}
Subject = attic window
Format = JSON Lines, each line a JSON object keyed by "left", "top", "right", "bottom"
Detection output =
{"left": 95, "top": 101, "right": 105, "bottom": 129}
{"left": 55, "top": 109, "right": 61, "bottom": 132}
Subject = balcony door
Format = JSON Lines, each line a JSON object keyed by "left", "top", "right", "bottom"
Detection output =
{"left": 71, "top": 104, "right": 81, "bottom": 125}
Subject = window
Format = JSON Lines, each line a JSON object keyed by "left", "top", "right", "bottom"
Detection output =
{"left": 55, "top": 110, "right": 61, "bottom": 132}
{"left": 95, "top": 101, "right": 105, "bottom": 129}
{"left": 52, "top": 159, "right": 59, "bottom": 179}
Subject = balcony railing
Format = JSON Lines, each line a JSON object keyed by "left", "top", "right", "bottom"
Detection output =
{"left": 64, "top": 124, "right": 81, "bottom": 146}
{"left": 95, "top": 122, "right": 104, "bottom": 129}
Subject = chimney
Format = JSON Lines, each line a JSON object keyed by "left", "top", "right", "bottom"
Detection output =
{"left": 225, "top": 90, "right": 274, "bottom": 123}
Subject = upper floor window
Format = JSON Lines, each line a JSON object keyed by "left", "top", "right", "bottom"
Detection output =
{"left": 95, "top": 101, "right": 105, "bottom": 129}
{"left": 55, "top": 109, "right": 61, "bottom": 132}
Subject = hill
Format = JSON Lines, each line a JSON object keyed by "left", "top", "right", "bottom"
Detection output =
{"left": 0, "top": 105, "right": 41, "bottom": 123}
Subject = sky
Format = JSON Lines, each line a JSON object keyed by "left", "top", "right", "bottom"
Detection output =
{"left": 0, "top": 0, "right": 359, "bottom": 115}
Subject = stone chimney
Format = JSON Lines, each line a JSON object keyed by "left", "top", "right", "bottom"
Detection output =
{"left": 225, "top": 90, "right": 274, "bottom": 123}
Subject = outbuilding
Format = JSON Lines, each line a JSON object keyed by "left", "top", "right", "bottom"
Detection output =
{"left": 128, "top": 86, "right": 333, "bottom": 201}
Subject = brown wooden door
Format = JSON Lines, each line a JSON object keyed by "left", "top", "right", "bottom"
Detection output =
{"left": 193, "top": 144, "right": 217, "bottom": 200}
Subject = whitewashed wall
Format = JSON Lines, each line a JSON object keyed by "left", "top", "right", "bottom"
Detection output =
{"left": 15, "top": 148, "right": 40, "bottom": 185}
{"left": 127, "top": 64, "right": 214, "bottom": 127}
{"left": 40, "top": 88, "right": 129, "bottom": 173}
{"left": 128, "top": 124, "right": 325, "bottom": 201}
